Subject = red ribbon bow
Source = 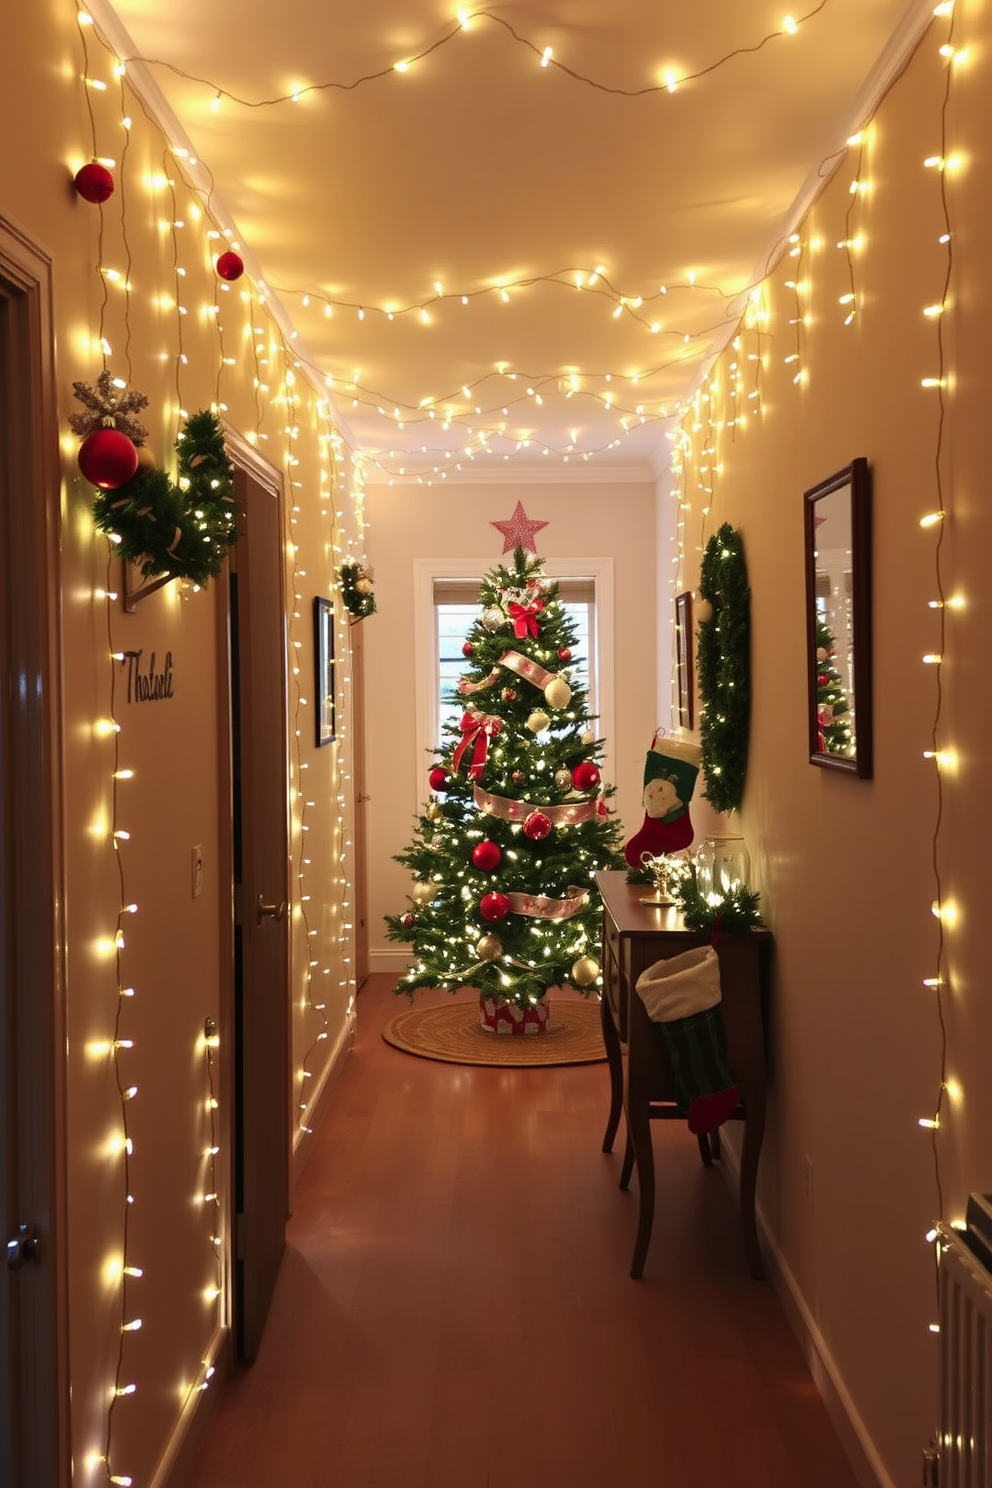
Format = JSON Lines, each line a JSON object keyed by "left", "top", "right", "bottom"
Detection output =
{"left": 452, "top": 711, "right": 502, "bottom": 779}
{"left": 507, "top": 599, "right": 543, "bottom": 639}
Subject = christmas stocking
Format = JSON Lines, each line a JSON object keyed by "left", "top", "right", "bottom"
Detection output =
{"left": 624, "top": 733, "right": 702, "bottom": 867}
{"left": 635, "top": 945, "right": 740, "bottom": 1134}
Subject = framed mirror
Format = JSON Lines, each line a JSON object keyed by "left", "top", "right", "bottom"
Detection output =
{"left": 804, "top": 458, "right": 872, "bottom": 777}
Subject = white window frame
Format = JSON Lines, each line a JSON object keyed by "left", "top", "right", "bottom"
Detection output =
{"left": 413, "top": 556, "right": 615, "bottom": 815}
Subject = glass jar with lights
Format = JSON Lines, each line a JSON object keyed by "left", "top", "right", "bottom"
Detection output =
{"left": 694, "top": 835, "right": 751, "bottom": 902}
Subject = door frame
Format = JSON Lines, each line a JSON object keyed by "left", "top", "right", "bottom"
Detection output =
{"left": 0, "top": 216, "right": 70, "bottom": 1485}
{"left": 218, "top": 427, "right": 292, "bottom": 1360}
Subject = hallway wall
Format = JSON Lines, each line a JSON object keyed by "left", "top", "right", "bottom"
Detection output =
{"left": 2, "top": 5, "right": 360, "bottom": 1482}
{"left": 666, "top": 12, "right": 992, "bottom": 1487}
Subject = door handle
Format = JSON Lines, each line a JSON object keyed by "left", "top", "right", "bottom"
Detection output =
{"left": 256, "top": 896, "right": 288, "bottom": 926}
{"left": 7, "top": 1224, "right": 40, "bottom": 1270}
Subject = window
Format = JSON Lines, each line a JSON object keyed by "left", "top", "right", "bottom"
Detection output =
{"left": 433, "top": 577, "right": 596, "bottom": 743}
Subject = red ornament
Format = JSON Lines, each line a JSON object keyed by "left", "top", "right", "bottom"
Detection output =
{"left": 500, "top": 687, "right": 518, "bottom": 702}
{"left": 77, "top": 428, "right": 138, "bottom": 490}
{"left": 401, "top": 912, "right": 416, "bottom": 930}
{"left": 215, "top": 250, "right": 245, "bottom": 282}
{"left": 462, "top": 640, "right": 474, "bottom": 657}
{"left": 480, "top": 891, "right": 510, "bottom": 923}
{"left": 74, "top": 162, "right": 115, "bottom": 204}
{"left": 472, "top": 840, "right": 502, "bottom": 872}
{"left": 512, "top": 770, "right": 525, "bottom": 785}
{"left": 571, "top": 762, "right": 601, "bottom": 792}
{"left": 558, "top": 647, "right": 572, "bottom": 662}
{"left": 523, "top": 811, "right": 552, "bottom": 841}
{"left": 597, "top": 799, "right": 609, "bottom": 817}
{"left": 428, "top": 766, "right": 449, "bottom": 792}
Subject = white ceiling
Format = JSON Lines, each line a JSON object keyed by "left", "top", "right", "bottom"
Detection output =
{"left": 94, "top": 0, "right": 930, "bottom": 482}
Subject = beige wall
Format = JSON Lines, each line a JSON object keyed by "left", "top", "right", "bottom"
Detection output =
{"left": 668, "top": 14, "right": 992, "bottom": 1487}
{"left": 362, "top": 480, "right": 658, "bottom": 970}
{"left": 3, "top": 5, "right": 359, "bottom": 1482}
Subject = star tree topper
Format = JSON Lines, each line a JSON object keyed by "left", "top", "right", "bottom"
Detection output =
{"left": 490, "top": 500, "right": 548, "bottom": 555}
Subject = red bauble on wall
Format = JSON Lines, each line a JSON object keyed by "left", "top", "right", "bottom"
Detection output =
{"left": 472, "top": 840, "right": 502, "bottom": 872}
{"left": 74, "top": 162, "right": 115, "bottom": 204}
{"left": 215, "top": 250, "right": 245, "bottom": 282}
{"left": 428, "top": 766, "right": 449, "bottom": 792}
{"left": 77, "top": 428, "right": 138, "bottom": 490}
{"left": 523, "top": 810, "right": 552, "bottom": 841}
{"left": 571, "top": 762, "right": 601, "bottom": 792}
{"left": 479, "top": 891, "right": 510, "bottom": 923}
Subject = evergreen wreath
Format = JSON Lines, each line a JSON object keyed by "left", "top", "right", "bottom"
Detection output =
{"left": 696, "top": 522, "right": 751, "bottom": 814}
{"left": 89, "top": 409, "right": 238, "bottom": 587}
{"left": 339, "top": 558, "right": 376, "bottom": 618}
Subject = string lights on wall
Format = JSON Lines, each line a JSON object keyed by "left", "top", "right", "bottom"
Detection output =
{"left": 666, "top": 0, "right": 966, "bottom": 1341}
{"left": 71, "top": 6, "right": 370, "bottom": 1475}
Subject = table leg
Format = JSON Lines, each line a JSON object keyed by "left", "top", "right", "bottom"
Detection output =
{"left": 600, "top": 993, "right": 623, "bottom": 1154}
{"left": 626, "top": 1088, "right": 655, "bottom": 1280}
{"left": 738, "top": 1093, "right": 766, "bottom": 1280}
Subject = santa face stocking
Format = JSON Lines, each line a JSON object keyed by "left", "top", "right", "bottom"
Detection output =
{"left": 624, "top": 733, "right": 702, "bottom": 867}
{"left": 634, "top": 944, "right": 740, "bottom": 1135}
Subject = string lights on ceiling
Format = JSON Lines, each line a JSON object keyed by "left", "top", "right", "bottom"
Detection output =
{"left": 103, "top": 2, "right": 834, "bottom": 110}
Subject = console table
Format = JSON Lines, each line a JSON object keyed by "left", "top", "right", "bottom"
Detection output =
{"left": 595, "top": 870, "right": 771, "bottom": 1280}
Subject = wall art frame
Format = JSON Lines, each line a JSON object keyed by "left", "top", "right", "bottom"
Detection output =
{"left": 803, "top": 457, "right": 872, "bottom": 777}
{"left": 675, "top": 590, "right": 694, "bottom": 729}
{"left": 313, "top": 596, "right": 335, "bottom": 746}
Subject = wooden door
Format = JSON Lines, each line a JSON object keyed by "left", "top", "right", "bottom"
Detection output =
{"left": 350, "top": 619, "right": 370, "bottom": 988}
{"left": 228, "top": 458, "right": 291, "bottom": 1362}
{"left": 0, "top": 220, "right": 69, "bottom": 1486}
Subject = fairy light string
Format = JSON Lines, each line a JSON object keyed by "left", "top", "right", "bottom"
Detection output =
{"left": 113, "top": 3, "right": 834, "bottom": 110}
{"left": 919, "top": 0, "right": 958, "bottom": 1297}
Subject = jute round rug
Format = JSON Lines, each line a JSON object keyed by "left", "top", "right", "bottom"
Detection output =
{"left": 382, "top": 998, "right": 606, "bottom": 1068}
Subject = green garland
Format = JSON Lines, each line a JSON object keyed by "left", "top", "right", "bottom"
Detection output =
{"left": 697, "top": 522, "right": 751, "bottom": 814}
{"left": 676, "top": 875, "right": 763, "bottom": 934}
{"left": 339, "top": 558, "right": 376, "bottom": 619}
{"left": 90, "top": 410, "right": 237, "bottom": 587}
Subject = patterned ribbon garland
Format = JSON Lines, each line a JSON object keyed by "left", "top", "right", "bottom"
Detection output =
{"left": 505, "top": 887, "right": 590, "bottom": 921}
{"left": 451, "top": 710, "right": 502, "bottom": 778}
{"left": 458, "top": 648, "right": 561, "bottom": 700}
{"left": 472, "top": 782, "right": 604, "bottom": 826}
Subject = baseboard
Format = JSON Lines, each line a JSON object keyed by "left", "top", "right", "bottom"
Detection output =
{"left": 717, "top": 1137, "right": 893, "bottom": 1488}
{"left": 370, "top": 947, "right": 412, "bottom": 977}
{"left": 151, "top": 1326, "right": 231, "bottom": 1488}
{"left": 291, "top": 1005, "right": 356, "bottom": 1185}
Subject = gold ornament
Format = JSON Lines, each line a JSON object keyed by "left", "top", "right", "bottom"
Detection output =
{"left": 355, "top": 577, "right": 374, "bottom": 595}
{"left": 570, "top": 955, "right": 600, "bottom": 988}
{"left": 476, "top": 933, "right": 503, "bottom": 962}
{"left": 426, "top": 800, "right": 441, "bottom": 821}
{"left": 481, "top": 605, "right": 504, "bottom": 632}
{"left": 411, "top": 881, "right": 435, "bottom": 906}
{"left": 544, "top": 676, "right": 572, "bottom": 710}
{"left": 554, "top": 768, "right": 572, "bottom": 790}
{"left": 527, "top": 708, "right": 551, "bottom": 733}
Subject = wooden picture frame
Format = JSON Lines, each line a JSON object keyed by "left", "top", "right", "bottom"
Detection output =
{"left": 314, "top": 596, "right": 335, "bottom": 746}
{"left": 675, "top": 590, "right": 694, "bottom": 729}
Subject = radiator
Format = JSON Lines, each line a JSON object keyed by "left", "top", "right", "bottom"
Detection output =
{"left": 927, "top": 1219, "right": 992, "bottom": 1488}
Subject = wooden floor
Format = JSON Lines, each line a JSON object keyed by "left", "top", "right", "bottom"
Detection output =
{"left": 183, "top": 975, "right": 861, "bottom": 1488}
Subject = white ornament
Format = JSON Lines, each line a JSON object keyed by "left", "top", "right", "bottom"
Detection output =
{"left": 570, "top": 955, "right": 600, "bottom": 988}
{"left": 481, "top": 606, "right": 505, "bottom": 632}
{"left": 694, "top": 595, "right": 713, "bottom": 624}
{"left": 544, "top": 676, "right": 572, "bottom": 710}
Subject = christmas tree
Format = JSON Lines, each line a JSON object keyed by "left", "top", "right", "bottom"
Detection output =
{"left": 815, "top": 615, "right": 853, "bottom": 754}
{"left": 385, "top": 544, "right": 624, "bottom": 1027}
